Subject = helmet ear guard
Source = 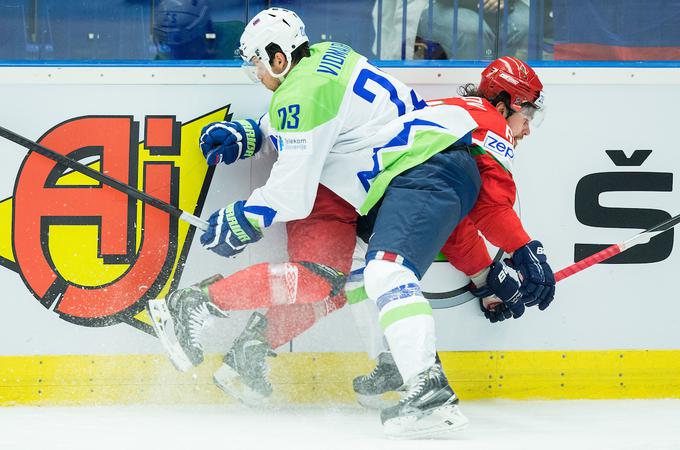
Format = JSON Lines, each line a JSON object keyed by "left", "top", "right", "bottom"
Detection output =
{"left": 239, "top": 8, "right": 309, "bottom": 80}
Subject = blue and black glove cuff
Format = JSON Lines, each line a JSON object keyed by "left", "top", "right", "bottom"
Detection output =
{"left": 469, "top": 282, "right": 493, "bottom": 299}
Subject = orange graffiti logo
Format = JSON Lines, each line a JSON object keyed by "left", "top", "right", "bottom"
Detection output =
{"left": 1, "top": 106, "right": 230, "bottom": 333}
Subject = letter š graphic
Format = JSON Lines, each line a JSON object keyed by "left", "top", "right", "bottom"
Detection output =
{"left": 574, "top": 150, "right": 673, "bottom": 264}
{"left": 7, "top": 107, "right": 229, "bottom": 332}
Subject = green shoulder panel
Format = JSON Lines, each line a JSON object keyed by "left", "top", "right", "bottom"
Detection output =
{"left": 359, "top": 130, "right": 460, "bottom": 215}
{"left": 269, "top": 42, "right": 362, "bottom": 132}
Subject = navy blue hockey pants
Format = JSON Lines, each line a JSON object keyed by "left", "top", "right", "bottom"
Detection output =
{"left": 362, "top": 142, "right": 481, "bottom": 279}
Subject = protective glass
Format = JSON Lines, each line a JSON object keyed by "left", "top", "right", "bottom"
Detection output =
{"left": 521, "top": 92, "right": 547, "bottom": 128}
{"left": 241, "top": 57, "right": 268, "bottom": 84}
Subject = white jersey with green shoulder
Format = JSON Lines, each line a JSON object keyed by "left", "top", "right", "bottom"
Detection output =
{"left": 244, "top": 42, "right": 477, "bottom": 229}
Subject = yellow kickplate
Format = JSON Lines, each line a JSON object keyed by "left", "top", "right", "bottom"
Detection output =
{"left": 1, "top": 350, "right": 679, "bottom": 406}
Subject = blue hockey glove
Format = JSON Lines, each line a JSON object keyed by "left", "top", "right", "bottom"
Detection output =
{"left": 471, "top": 262, "right": 525, "bottom": 322}
{"left": 477, "top": 299, "right": 513, "bottom": 323}
{"left": 506, "top": 240, "right": 556, "bottom": 311}
{"left": 200, "top": 201, "right": 262, "bottom": 258}
{"left": 199, "top": 119, "right": 262, "bottom": 166}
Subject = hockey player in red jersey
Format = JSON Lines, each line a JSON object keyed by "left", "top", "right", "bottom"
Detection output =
{"left": 436, "top": 57, "right": 554, "bottom": 320}
{"left": 148, "top": 54, "right": 555, "bottom": 437}
{"left": 352, "top": 56, "right": 556, "bottom": 404}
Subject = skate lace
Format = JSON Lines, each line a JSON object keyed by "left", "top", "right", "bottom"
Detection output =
{"left": 402, "top": 375, "right": 427, "bottom": 403}
{"left": 242, "top": 346, "right": 272, "bottom": 389}
{"left": 188, "top": 302, "right": 212, "bottom": 349}
{"left": 402, "top": 365, "right": 442, "bottom": 403}
{"left": 364, "top": 362, "right": 384, "bottom": 381}
{"left": 258, "top": 359, "right": 271, "bottom": 387}
{"left": 255, "top": 347, "right": 276, "bottom": 386}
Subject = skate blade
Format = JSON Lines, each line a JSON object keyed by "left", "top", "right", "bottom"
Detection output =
{"left": 213, "top": 363, "right": 268, "bottom": 407}
{"left": 383, "top": 404, "right": 469, "bottom": 439}
{"left": 356, "top": 392, "right": 402, "bottom": 410}
{"left": 146, "top": 299, "right": 193, "bottom": 372}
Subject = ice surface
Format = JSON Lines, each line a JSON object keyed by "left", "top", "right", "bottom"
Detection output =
{"left": 2, "top": 399, "right": 679, "bottom": 450}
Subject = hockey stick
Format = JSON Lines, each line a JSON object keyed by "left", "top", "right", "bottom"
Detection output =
{"left": 555, "top": 212, "right": 680, "bottom": 282}
{"left": 0, "top": 125, "right": 209, "bottom": 231}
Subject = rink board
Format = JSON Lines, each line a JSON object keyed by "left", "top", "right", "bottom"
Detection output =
{"left": 0, "top": 65, "right": 679, "bottom": 405}
{"left": 1, "top": 350, "right": 680, "bottom": 406}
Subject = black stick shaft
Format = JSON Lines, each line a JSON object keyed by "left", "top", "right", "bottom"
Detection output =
{"left": 555, "top": 211, "right": 680, "bottom": 282}
{"left": 0, "top": 125, "right": 209, "bottom": 231}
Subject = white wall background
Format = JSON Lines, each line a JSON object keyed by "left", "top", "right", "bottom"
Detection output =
{"left": 0, "top": 65, "right": 678, "bottom": 356}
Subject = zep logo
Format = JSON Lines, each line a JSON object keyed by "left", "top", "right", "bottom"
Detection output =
{"left": 483, "top": 130, "right": 515, "bottom": 160}
{"left": 482, "top": 130, "right": 515, "bottom": 172}
{"left": 3, "top": 106, "right": 231, "bottom": 332}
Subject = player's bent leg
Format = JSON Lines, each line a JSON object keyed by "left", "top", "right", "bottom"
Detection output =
{"left": 209, "top": 263, "right": 347, "bottom": 403}
{"left": 363, "top": 260, "right": 436, "bottom": 386}
{"left": 213, "top": 185, "right": 357, "bottom": 402}
{"left": 214, "top": 291, "right": 349, "bottom": 404}
{"left": 211, "top": 266, "right": 347, "bottom": 404}
{"left": 147, "top": 274, "right": 224, "bottom": 372}
{"left": 347, "top": 253, "right": 405, "bottom": 407}
{"left": 213, "top": 312, "right": 277, "bottom": 406}
{"left": 344, "top": 238, "right": 406, "bottom": 408}
{"left": 357, "top": 147, "right": 480, "bottom": 437}
{"left": 267, "top": 183, "right": 356, "bottom": 341}
{"left": 364, "top": 259, "right": 467, "bottom": 438}
{"left": 208, "top": 261, "right": 345, "bottom": 310}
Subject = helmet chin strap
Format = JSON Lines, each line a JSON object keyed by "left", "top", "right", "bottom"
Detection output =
{"left": 264, "top": 51, "right": 293, "bottom": 79}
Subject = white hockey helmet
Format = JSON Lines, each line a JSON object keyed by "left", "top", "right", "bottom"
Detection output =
{"left": 239, "top": 8, "right": 308, "bottom": 80}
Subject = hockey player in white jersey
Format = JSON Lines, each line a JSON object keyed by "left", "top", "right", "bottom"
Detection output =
{"left": 149, "top": 7, "right": 481, "bottom": 438}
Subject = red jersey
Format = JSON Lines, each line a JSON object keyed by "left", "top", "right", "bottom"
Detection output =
{"left": 428, "top": 97, "right": 531, "bottom": 276}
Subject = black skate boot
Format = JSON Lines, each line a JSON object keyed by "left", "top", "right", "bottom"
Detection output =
{"left": 353, "top": 352, "right": 406, "bottom": 409}
{"left": 380, "top": 363, "right": 468, "bottom": 439}
{"left": 147, "top": 274, "right": 223, "bottom": 372}
{"left": 213, "top": 312, "right": 277, "bottom": 406}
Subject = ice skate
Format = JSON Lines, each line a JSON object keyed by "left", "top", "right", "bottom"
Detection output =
{"left": 213, "top": 312, "right": 277, "bottom": 406}
{"left": 381, "top": 363, "right": 468, "bottom": 439}
{"left": 147, "top": 274, "right": 223, "bottom": 372}
{"left": 353, "top": 352, "right": 406, "bottom": 409}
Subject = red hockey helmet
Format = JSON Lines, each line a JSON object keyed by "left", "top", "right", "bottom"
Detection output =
{"left": 478, "top": 56, "right": 544, "bottom": 112}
